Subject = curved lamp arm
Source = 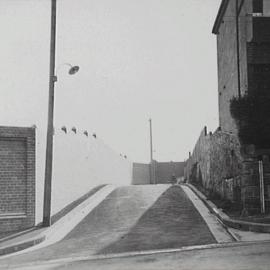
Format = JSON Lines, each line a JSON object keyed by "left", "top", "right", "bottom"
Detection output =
{"left": 53, "top": 63, "right": 80, "bottom": 82}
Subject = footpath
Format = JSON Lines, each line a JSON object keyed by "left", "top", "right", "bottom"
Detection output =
{"left": 0, "top": 185, "right": 116, "bottom": 257}
{"left": 186, "top": 183, "right": 270, "bottom": 241}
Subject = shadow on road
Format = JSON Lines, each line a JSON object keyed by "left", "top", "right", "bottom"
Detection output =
{"left": 98, "top": 185, "right": 216, "bottom": 254}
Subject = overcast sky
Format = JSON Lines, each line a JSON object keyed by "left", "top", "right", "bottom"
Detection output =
{"left": 0, "top": 0, "right": 220, "bottom": 163}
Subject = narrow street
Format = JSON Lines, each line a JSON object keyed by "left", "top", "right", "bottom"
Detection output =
{"left": 2, "top": 0, "right": 270, "bottom": 269}
{"left": 0, "top": 184, "right": 221, "bottom": 269}
{"left": 1, "top": 184, "right": 270, "bottom": 270}
{"left": 30, "top": 241, "right": 270, "bottom": 270}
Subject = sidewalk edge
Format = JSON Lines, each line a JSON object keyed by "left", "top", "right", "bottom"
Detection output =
{"left": 185, "top": 183, "right": 270, "bottom": 233}
{"left": 0, "top": 184, "right": 115, "bottom": 257}
{"left": 0, "top": 235, "right": 45, "bottom": 256}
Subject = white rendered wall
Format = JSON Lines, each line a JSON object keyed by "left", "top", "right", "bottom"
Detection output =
{"left": 35, "top": 126, "right": 132, "bottom": 224}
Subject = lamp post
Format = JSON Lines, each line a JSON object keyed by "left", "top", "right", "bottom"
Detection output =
{"left": 43, "top": 0, "right": 79, "bottom": 227}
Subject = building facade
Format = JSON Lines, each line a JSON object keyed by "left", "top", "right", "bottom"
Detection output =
{"left": 185, "top": 0, "right": 270, "bottom": 213}
{"left": 213, "top": 0, "right": 270, "bottom": 134}
{"left": 0, "top": 126, "right": 35, "bottom": 233}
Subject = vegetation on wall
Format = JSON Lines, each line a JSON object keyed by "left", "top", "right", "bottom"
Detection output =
{"left": 230, "top": 92, "right": 270, "bottom": 148}
{"left": 189, "top": 163, "right": 203, "bottom": 186}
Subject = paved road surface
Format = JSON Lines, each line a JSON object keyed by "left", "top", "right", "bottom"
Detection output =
{"left": 25, "top": 241, "right": 270, "bottom": 270}
{"left": 1, "top": 185, "right": 269, "bottom": 270}
{"left": 0, "top": 184, "right": 217, "bottom": 269}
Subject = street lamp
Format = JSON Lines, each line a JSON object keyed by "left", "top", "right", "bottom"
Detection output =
{"left": 43, "top": 0, "right": 79, "bottom": 227}
{"left": 53, "top": 63, "right": 80, "bottom": 82}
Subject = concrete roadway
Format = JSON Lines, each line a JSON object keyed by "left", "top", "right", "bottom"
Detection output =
{"left": 1, "top": 184, "right": 269, "bottom": 269}
{"left": 34, "top": 242, "right": 270, "bottom": 270}
{"left": 25, "top": 240, "right": 270, "bottom": 270}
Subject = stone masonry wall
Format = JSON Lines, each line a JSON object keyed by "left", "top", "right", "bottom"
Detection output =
{"left": 209, "top": 130, "right": 243, "bottom": 201}
{"left": 184, "top": 127, "right": 211, "bottom": 190}
{"left": 184, "top": 125, "right": 267, "bottom": 212}
{"left": 0, "top": 126, "right": 35, "bottom": 233}
{"left": 184, "top": 126, "right": 243, "bottom": 201}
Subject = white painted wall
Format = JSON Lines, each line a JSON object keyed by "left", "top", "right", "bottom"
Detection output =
{"left": 35, "top": 127, "right": 132, "bottom": 224}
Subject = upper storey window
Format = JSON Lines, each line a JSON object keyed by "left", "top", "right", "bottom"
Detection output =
{"left": 253, "top": 0, "right": 263, "bottom": 13}
{"left": 253, "top": 0, "right": 270, "bottom": 15}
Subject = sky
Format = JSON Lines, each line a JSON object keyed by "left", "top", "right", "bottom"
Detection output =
{"left": 0, "top": 0, "right": 221, "bottom": 163}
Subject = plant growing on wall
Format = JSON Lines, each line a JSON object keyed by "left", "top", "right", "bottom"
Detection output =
{"left": 230, "top": 91, "right": 270, "bottom": 148}
{"left": 189, "top": 163, "right": 197, "bottom": 184}
{"left": 189, "top": 162, "right": 203, "bottom": 187}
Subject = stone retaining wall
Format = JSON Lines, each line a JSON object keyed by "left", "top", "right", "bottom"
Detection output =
{"left": 185, "top": 126, "right": 270, "bottom": 213}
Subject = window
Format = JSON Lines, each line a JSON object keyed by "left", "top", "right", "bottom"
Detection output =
{"left": 266, "top": 185, "right": 270, "bottom": 199}
{"left": 253, "top": 0, "right": 263, "bottom": 13}
{"left": 248, "top": 63, "right": 270, "bottom": 92}
{"left": 253, "top": 0, "right": 270, "bottom": 15}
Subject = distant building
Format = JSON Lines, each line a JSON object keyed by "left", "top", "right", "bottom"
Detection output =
{"left": 132, "top": 161, "right": 185, "bottom": 185}
{"left": 212, "top": 0, "right": 270, "bottom": 133}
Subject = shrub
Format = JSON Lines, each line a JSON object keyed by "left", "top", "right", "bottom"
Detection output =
{"left": 230, "top": 92, "right": 270, "bottom": 148}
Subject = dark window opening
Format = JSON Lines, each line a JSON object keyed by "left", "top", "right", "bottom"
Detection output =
{"left": 248, "top": 63, "right": 270, "bottom": 93}
{"left": 253, "top": 0, "right": 263, "bottom": 13}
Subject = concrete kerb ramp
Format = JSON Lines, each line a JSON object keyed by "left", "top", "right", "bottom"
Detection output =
{"left": 0, "top": 185, "right": 116, "bottom": 258}
{"left": 186, "top": 183, "right": 270, "bottom": 234}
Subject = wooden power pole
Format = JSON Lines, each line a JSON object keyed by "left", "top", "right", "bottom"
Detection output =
{"left": 43, "top": 0, "right": 57, "bottom": 227}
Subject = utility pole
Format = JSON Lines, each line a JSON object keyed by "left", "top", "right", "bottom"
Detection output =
{"left": 43, "top": 0, "right": 57, "bottom": 227}
{"left": 149, "top": 118, "right": 153, "bottom": 163}
{"left": 149, "top": 118, "right": 155, "bottom": 184}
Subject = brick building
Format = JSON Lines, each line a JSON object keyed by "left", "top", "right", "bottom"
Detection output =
{"left": 132, "top": 161, "right": 184, "bottom": 185}
{"left": 0, "top": 126, "right": 35, "bottom": 233}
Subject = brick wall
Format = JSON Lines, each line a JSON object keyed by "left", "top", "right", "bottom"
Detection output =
{"left": 0, "top": 126, "right": 35, "bottom": 233}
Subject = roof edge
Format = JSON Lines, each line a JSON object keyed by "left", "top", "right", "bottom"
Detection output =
{"left": 212, "top": 0, "right": 230, "bottom": 34}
